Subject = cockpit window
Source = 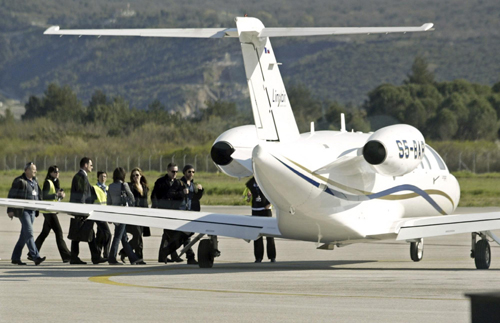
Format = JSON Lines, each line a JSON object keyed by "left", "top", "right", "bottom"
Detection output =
{"left": 426, "top": 145, "right": 447, "bottom": 170}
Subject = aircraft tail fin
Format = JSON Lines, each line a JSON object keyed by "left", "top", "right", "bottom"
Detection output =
{"left": 236, "top": 17, "right": 300, "bottom": 142}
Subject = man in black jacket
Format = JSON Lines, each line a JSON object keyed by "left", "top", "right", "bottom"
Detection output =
{"left": 8, "top": 162, "right": 46, "bottom": 265}
{"left": 246, "top": 176, "right": 276, "bottom": 263}
{"left": 151, "top": 162, "right": 187, "bottom": 263}
{"left": 69, "top": 157, "right": 106, "bottom": 265}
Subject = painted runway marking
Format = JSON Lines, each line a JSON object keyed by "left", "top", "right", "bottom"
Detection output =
{"left": 88, "top": 264, "right": 466, "bottom": 301}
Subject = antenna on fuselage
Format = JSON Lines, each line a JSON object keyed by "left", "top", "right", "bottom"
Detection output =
{"left": 340, "top": 113, "right": 346, "bottom": 132}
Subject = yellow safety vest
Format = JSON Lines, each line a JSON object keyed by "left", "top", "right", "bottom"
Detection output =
{"left": 40, "top": 179, "right": 58, "bottom": 214}
{"left": 93, "top": 185, "right": 107, "bottom": 205}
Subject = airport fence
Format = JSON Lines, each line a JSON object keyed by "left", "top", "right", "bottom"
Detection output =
{"left": 1, "top": 154, "right": 220, "bottom": 173}
{"left": 3, "top": 149, "right": 500, "bottom": 174}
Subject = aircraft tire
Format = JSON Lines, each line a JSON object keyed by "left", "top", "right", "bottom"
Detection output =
{"left": 410, "top": 240, "right": 424, "bottom": 262}
{"left": 474, "top": 239, "right": 491, "bottom": 270}
{"left": 198, "top": 239, "right": 214, "bottom": 268}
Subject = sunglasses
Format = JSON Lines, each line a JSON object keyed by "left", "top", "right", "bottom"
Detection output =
{"left": 187, "top": 171, "right": 195, "bottom": 174}
{"left": 170, "top": 170, "right": 178, "bottom": 173}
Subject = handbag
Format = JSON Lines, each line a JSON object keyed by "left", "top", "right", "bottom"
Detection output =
{"left": 67, "top": 217, "right": 94, "bottom": 242}
{"left": 120, "top": 183, "right": 130, "bottom": 206}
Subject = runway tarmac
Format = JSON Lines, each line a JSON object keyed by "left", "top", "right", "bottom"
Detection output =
{"left": 1, "top": 206, "right": 500, "bottom": 323}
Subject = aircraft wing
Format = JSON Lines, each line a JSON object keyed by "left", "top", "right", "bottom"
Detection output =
{"left": 0, "top": 198, "right": 281, "bottom": 240}
{"left": 395, "top": 212, "right": 500, "bottom": 241}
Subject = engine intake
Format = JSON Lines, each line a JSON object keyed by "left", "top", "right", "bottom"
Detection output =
{"left": 211, "top": 141, "right": 235, "bottom": 166}
{"left": 362, "top": 124, "right": 425, "bottom": 176}
{"left": 210, "top": 125, "right": 258, "bottom": 178}
{"left": 363, "top": 140, "right": 386, "bottom": 165}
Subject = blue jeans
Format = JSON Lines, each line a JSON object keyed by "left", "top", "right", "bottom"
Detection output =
{"left": 109, "top": 223, "right": 139, "bottom": 264}
{"left": 12, "top": 211, "right": 40, "bottom": 261}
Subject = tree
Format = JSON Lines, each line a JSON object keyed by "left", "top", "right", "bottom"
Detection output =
{"left": 43, "top": 83, "right": 85, "bottom": 123}
{"left": 23, "top": 95, "right": 44, "bottom": 120}
{"left": 365, "top": 84, "right": 413, "bottom": 122}
{"left": 288, "top": 84, "right": 323, "bottom": 133}
{"left": 462, "top": 98, "right": 498, "bottom": 140}
{"left": 493, "top": 81, "right": 500, "bottom": 93}
{"left": 429, "top": 108, "right": 458, "bottom": 140}
{"left": 405, "top": 55, "right": 435, "bottom": 85}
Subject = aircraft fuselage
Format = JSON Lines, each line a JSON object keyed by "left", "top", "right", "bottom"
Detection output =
{"left": 253, "top": 130, "right": 460, "bottom": 244}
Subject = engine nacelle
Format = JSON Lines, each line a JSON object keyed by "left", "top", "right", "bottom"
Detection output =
{"left": 362, "top": 124, "right": 425, "bottom": 176}
{"left": 210, "top": 125, "right": 258, "bottom": 178}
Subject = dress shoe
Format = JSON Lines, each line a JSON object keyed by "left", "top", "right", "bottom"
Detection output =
{"left": 135, "top": 261, "right": 147, "bottom": 265}
{"left": 131, "top": 258, "right": 144, "bottom": 265}
{"left": 108, "top": 261, "right": 123, "bottom": 265}
{"left": 172, "top": 256, "right": 184, "bottom": 263}
{"left": 164, "top": 257, "right": 173, "bottom": 263}
{"left": 63, "top": 259, "right": 71, "bottom": 263}
{"left": 270, "top": 258, "right": 276, "bottom": 263}
{"left": 119, "top": 249, "right": 127, "bottom": 263}
{"left": 34, "top": 257, "right": 46, "bottom": 266}
{"left": 12, "top": 260, "right": 27, "bottom": 265}
{"left": 254, "top": 258, "right": 262, "bottom": 263}
{"left": 27, "top": 255, "right": 33, "bottom": 261}
{"left": 70, "top": 259, "right": 87, "bottom": 265}
{"left": 187, "top": 258, "right": 198, "bottom": 265}
{"left": 92, "top": 258, "right": 108, "bottom": 265}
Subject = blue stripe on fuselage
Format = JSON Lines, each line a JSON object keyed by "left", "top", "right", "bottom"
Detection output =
{"left": 273, "top": 156, "right": 445, "bottom": 214}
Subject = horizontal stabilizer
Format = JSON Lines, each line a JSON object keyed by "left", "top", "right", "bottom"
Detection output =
{"left": 260, "top": 24, "right": 434, "bottom": 37}
{"left": 0, "top": 198, "right": 281, "bottom": 240}
{"left": 44, "top": 26, "right": 238, "bottom": 38}
{"left": 396, "top": 212, "right": 500, "bottom": 240}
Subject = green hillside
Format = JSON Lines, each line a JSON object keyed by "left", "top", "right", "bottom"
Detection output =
{"left": 1, "top": 0, "right": 499, "bottom": 112}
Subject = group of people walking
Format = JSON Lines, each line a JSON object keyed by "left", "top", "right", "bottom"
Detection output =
{"left": 7, "top": 157, "right": 204, "bottom": 266}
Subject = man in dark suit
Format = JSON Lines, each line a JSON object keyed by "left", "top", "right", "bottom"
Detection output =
{"left": 151, "top": 163, "right": 187, "bottom": 263}
{"left": 69, "top": 157, "right": 106, "bottom": 265}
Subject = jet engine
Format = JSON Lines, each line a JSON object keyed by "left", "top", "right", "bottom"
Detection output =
{"left": 210, "top": 125, "right": 258, "bottom": 178}
{"left": 362, "top": 124, "right": 425, "bottom": 176}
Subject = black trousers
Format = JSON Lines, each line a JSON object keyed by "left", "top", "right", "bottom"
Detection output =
{"left": 126, "top": 225, "right": 144, "bottom": 259}
{"left": 253, "top": 209, "right": 276, "bottom": 261}
{"left": 70, "top": 220, "right": 100, "bottom": 262}
{"left": 95, "top": 221, "right": 111, "bottom": 258}
{"left": 158, "top": 230, "right": 195, "bottom": 262}
{"left": 32, "top": 213, "right": 71, "bottom": 261}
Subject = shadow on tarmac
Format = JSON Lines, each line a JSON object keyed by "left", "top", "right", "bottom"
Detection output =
{"left": 1, "top": 259, "right": 498, "bottom": 279}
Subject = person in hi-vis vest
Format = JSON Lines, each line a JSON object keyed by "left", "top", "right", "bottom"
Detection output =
{"left": 29, "top": 165, "right": 71, "bottom": 263}
{"left": 93, "top": 171, "right": 111, "bottom": 259}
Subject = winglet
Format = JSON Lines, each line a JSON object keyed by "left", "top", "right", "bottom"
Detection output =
{"left": 422, "top": 23, "right": 434, "bottom": 31}
{"left": 44, "top": 26, "right": 60, "bottom": 34}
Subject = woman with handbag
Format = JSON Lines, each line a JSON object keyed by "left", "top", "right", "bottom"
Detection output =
{"left": 106, "top": 167, "right": 142, "bottom": 265}
{"left": 118, "top": 167, "right": 149, "bottom": 265}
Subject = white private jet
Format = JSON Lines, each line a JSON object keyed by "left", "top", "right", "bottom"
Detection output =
{"left": 2, "top": 17, "right": 500, "bottom": 269}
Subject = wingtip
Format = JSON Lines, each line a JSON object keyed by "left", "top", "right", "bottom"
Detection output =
{"left": 44, "top": 26, "right": 60, "bottom": 34}
{"left": 422, "top": 23, "right": 434, "bottom": 31}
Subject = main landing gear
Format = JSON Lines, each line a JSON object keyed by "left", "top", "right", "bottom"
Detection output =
{"left": 409, "top": 232, "right": 497, "bottom": 269}
{"left": 471, "top": 232, "right": 492, "bottom": 270}
{"left": 176, "top": 233, "right": 221, "bottom": 268}
{"left": 197, "top": 235, "right": 221, "bottom": 268}
{"left": 409, "top": 239, "right": 424, "bottom": 262}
